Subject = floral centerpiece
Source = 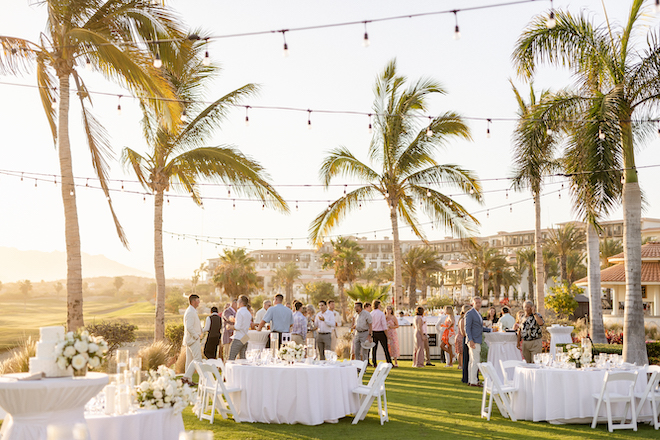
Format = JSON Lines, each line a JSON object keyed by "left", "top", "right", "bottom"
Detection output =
{"left": 277, "top": 341, "right": 305, "bottom": 363}
{"left": 564, "top": 343, "right": 592, "bottom": 369}
{"left": 56, "top": 330, "right": 109, "bottom": 376}
{"left": 137, "top": 365, "right": 194, "bottom": 415}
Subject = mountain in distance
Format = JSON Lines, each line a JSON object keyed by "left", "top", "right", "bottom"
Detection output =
{"left": 0, "top": 247, "right": 152, "bottom": 282}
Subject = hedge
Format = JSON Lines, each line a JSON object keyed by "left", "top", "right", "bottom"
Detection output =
{"left": 556, "top": 342, "right": 660, "bottom": 364}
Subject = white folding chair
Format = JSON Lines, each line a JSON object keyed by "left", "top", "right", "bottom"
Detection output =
{"left": 634, "top": 365, "right": 660, "bottom": 429}
{"left": 347, "top": 359, "right": 368, "bottom": 384}
{"left": 499, "top": 360, "right": 525, "bottom": 387}
{"left": 197, "top": 362, "right": 241, "bottom": 423}
{"left": 352, "top": 362, "right": 392, "bottom": 425}
{"left": 591, "top": 370, "right": 639, "bottom": 432}
{"left": 478, "top": 362, "right": 518, "bottom": 421}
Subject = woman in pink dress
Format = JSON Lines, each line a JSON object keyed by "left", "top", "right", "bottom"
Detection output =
{"left": 413, "top": 306, "right": 426, "bottom": 368}
{"left": 385, "top": 305, "right": 400, "bottom": 367}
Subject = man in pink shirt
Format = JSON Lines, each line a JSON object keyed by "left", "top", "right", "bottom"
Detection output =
{"left": 370, "top": 300, "right": 392, "bottom": 366}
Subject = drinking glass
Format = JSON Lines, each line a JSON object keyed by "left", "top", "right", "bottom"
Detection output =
{"left": 533, "top": 354, "right": 540, "bottom": 364}
{"left": 116, "top": 349, "right": 129, "bottom": 380}
{"left": 129, "top": 356, "right": 142, "bottom": 385}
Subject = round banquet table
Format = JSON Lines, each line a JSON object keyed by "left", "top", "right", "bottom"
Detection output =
{"left": 247, "top": 330, "right": 270, "bottom": 352}
{"left": 512, "top": 365, "right": 651, "bottom": 423}
{"left": 484, "top": 332, "right": 521, "bottom": 382}
{"left": 0, "top": 372, "right": 108, "bottom": 440}
{"left": 224, "top": 362, "right": 359, "bottom": 425}
{"left": 85, "top": 407, "right": 184, "bottom": 440}
{"left": 547, "top": 325, "right": 574, "bottom": 360}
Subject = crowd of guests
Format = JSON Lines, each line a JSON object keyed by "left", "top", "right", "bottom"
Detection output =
{"left": 180, "top": 292, "right": 545, "bottom": 386}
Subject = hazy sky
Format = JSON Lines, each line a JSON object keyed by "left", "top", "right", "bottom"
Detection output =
{"left": 1, "top": 0, "right": 659, "bottom": 281}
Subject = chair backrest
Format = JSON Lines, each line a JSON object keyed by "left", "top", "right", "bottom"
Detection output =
{"left": 198, "top": 363, "right": 220, "bottom": 389}
{"left": 348, "top": 359, "right": 368, "bottom": 382}
{"left": 597, "top": 371, "right": 638, "bottom": 400}
{"left": 479, "top": 362, "right": 506, "bottom": 392}
{"left": 499, "top": 360, "right": 525, "bottom": 384}
{"left": 639, "top": 366, "right": 660, "bottom": 401}
{"left": 205, "top": 358, "right": 225, "bottom": 370}
{"left": 364, "top": 362, "right": 389, "bottom": 389}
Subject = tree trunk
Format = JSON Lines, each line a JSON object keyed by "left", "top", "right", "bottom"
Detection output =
{"left": 527, "top": 266, "right": 534, "bottom": 303}
{"left": 482, "top": 272, "right": 488, "bottom": 300}
{"left": 390, "top": 204, "right": 404, "bottom": 309}
{"left": 533, "top": 191, "right": 545, "bottom": 314}
{"left": 560, "top": 254, "right": 568, "bottom": 283}
{"left": 57, "top": 73, "right": 84, "bottom": 332}
{"left": 285, "top": 282, "right": 293, "bottom": 305}
{"left": 473, "top": 268, "right": 480, "bottom": 295}
{"left": 338, "top": 282, "right": 347, "bottom": 322}
{"left": 587, "top": 223, "right": 607, "bottom": 343}
{"left": 409, "top": 274, "right": 417, "bottom": 309}
{"left": 154, "top": 188, "right": 166, "bottom": 341}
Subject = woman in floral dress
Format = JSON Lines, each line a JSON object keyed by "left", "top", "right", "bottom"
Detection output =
{"left": 385, "top": 305, "right": 400, "bottom": 367}
{"left": 439, "top": 305, "right": 456, "bottom": 367}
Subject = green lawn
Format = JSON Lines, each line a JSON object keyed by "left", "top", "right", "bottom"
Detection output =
{"left": 180, "top": 362, "right": 660, "bottom": 439}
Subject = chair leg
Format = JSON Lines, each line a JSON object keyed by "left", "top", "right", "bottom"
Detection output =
{"left": 382, "top": 391, "right": 389, "bottom": 422}
{"left": 631, "top": 398, "right": 637, "bottom": 432}
{"left": 592, "top": 398, "right": 602, "bottom": 429}
{"left": 481, "top": 387, "right": 488, "bottom": 419}
{"left": 352, "top": 394, "right": 375, "bottom": 425}
{"left": 606, "top": 400, "right": 613, "bottom": 433}
{"left": 621, "top": 401, "right": 629, "bottom": 425}
{"left": 487, "top": 393, "right": 494, "bottom": 421}
{"left": 377, "top": 394, "right": 383, "bottom": 425}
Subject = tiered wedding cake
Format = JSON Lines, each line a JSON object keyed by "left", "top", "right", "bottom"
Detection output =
{"left": 29, "top": 326, "right": 69, "bottom": 377}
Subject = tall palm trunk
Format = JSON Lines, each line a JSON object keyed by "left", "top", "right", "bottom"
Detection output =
{"left": 473, "top": 268, "right": 480, "bottom": 295}
{"left": 285, "top": 282, "right": 293, "bottom": 304}
{"left": 154, "top": 187, "right": 166, "bottom": 341}
{"left": 58, "top": 73, "right": 84, "bottom": 332}
{"left": 409, "top": 274, "right": 417, "bottom": 309}
{"left": 390, "top": 204, "right": 404, "bottom": 309}
{"left": 559, "top": 255, "right": 568, "bottom": 283}
{"left": 526, "top": 266, "right": 534, "bottom": 302}
{"left": 338, "top": 281, "right": 347, "bottom": 322}
{"left": 482, "top": 272, "right": 489, "bottom": 300}
{"left": 533, "top": 191, "right": 545, "bottom": 314}
{"left": 586, "top": 223, "right": 606, "bottom": 343}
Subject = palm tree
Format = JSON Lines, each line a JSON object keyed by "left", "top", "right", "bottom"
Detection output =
{"left": 510, "top": 82, "right": 560, "bottom": 315}
{"left": 321, "top": 237, "right": 365, "bottom": 319}
{"left": 122, "top": 37, "right": 287, "bottom": 340}
{"left": 515, "top": 247, "right": 536, "bottom": 301}
{"left": 542, "top": 248, "right": 559, "bottom": 283}
{"left": 600, "top": 239, "right": 623, "bottom": 268}
{"left": 212, "top": 249, "right": 259, "bottom": 299}
{"left": 0, "top": 0, "right": 183, "bottom": 331}
{"left": 309, "top": 59, "right": 482, "bottom": 310}
{"left": 358, "top": 267, "right": 386, "bottom": 285}
{"left": 513, "top": 0, "right": 655, "bottom": 366}
{"left": 345, "top": 283, "right": 391, "bottom": 304}
{"left": 272, "top": 262, "right": 301, "bottom": 304}
{"left": 419, "top": 251, "right": 444, "bottom": 302}
{"left": 566, "top": 251, "right": 587, "bottom": 286}
{"left": 546, "top": 224, "right": 585, "bottom": 283}
{"left": 466, "top": 244, "right": 507, "bottom": 299}
{"left": 402, "top": 246, "right": 442, "bottom": 308}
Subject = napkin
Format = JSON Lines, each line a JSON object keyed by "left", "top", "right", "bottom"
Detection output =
{"left": 17, "top": 372, "right": 45, "bottom": 381}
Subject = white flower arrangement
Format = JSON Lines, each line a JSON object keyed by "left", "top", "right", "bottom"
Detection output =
{"left": 564, "top": 343, "right": 592, "bottom": 368}
{"left": 136, "top": 365, "right": 194, "bottom": 415}
{"left": 56, "top": 330, "right": 109, "bottom": 373}
{"left": 277, "top": 341, "right": 305, "bottom": 363}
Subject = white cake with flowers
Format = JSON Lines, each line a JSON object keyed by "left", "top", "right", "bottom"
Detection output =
{"left": 29, "top": 326, "right": 70, "bottom": 377}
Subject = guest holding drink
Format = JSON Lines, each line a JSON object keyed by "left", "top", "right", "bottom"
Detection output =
{"left": 484, "top": 307, "right": 498, "bottom": 327}
{"left": 228, "top": 295, "right": 251, "bottom": 360}
{"left": 520, "top": 300, "right": 544, "bottom": 363}
{"left": 439, "top": 306, "right": 456, "bottom": 367}
{"left": 385, "top": 305, "right": 400, "bottom": 367}
{"left": 221, "top": 299, "right": 237, "bottom": 361}
{"left": 291, "top": 301, "right": 307, "bottom": 345}
{"left": 412, "top": 306, "right": 426, "bottom": 368}
{"left": 314, "top": 300, "right": 336, "bottom": 360}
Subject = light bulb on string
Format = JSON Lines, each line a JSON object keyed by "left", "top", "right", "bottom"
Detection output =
{"left": 153, "top": 53, "right": 162, "bottom": 68}
{"left": 367, "top": 114, "right": 372, "bottom": 134}
{"left": 181, "top": 109, "right": 188, "bottom": 123}
{"left": 54, "top": 176, "right": 57, "bottom": 185}
{"left": 453, "top": 10, "right": 461, "bottom": 40}
{"left": 281, "top": 31, "right": 289, "bottom": 57}
{"left": 362, "top": 22, "right": 370, "bottom": 47}
{"left": 85, "top": 57, "right": 92, "bottom": 71}
{"left": 427, "top": 189, "right": 431, "bottom": 197}
{"left": 343, "top": 185, "right": 347, "bottom": 196}
{"left": 296, "top": 201, "right": 299, "bottom": 211}
{"left": 227, "top": 185, "right": 231, "bottom": 197}
{"left": 117, "top": 95, "right": 122, "bottom": 116}
{"left": 510, "top": 204, "right": 513, "bottom": 213}
{"left": 426, "top": 116, "right": 434, "bottom": 137}
{"left": 486, "top": 210, "right": 489, "bottom": 218}
{"left": 143, "top": 195, "right": 146, "bottom": 203}
{"left": 203, "top": 38, "right": 211, "bottom": 66}
{"left": 546, "top": 11, "right": 556, "bottom": 29}
{"left": 34, "top": 179, "right": 37, "bottom": 188}
{"left": 598, "top": 127, "right": 605, "bottom": 140}
{"left": 20, "top": 173, "right": 23, "bottom": 181}
{"left": 469, "top": 187, "right": 474, "bottom": 195}
{"left": 307, "top": 110, "right": 312, "bottom": 129}
{"left": 505, "top": 189, "right": 509, "bottom": 199}
{"left": 244, "top": 106, "right": 250, "bottom": 126}
{"left": 262, "top": 202, "right": 265, "bottom": 210}
{"left": 86, "top": 179, "right": 89, "bottom": 187}
{"left": 69, "top": 189, "right": 74, "bottom": 196}
{"left": 233, "top": 199, "right": 236, "bottom": 210}
{"left": 121, "top": 181, "right": 124, "bottom": 192}
{"left": 486, "top": 119, "right": 492, "bottom": 138}
{"left": 52, "top": 87, "right": 57, "bottom": 103}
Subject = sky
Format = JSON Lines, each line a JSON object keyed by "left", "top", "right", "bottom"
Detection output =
{"left": 1, "top": 0, "right": 659, "bottom": 281}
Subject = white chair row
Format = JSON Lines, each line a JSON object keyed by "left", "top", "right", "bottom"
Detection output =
{"left": 352, "top": 362, "right": 392, "bottom": 425}
{"left": 192, "top": 359, "right": 241, "bottom": 424}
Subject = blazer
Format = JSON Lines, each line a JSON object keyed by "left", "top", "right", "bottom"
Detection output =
{"left": 183, "top": 305, "right": 202, "bottom": 346}
{"left": 465, "top": 308, "right": 491, "bottom": 344}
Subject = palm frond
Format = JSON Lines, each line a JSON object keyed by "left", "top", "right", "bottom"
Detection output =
{"left": 318, "top": 147, "right": 380, "bottom": 187}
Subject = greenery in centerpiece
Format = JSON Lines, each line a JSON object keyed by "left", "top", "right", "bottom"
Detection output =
{"left": 278, "top": 341, "right": 305, "bottom": 363}
{"left": 564, "top": 343, "right": 592, "bottom": 368}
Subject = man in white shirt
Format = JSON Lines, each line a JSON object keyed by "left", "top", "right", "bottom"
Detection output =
{"left": 370, "top": 300, "right": 392, "bottom": 367}
{"left": 202, "top": 306, "right": 222, "bottom": 359}
{"left": 254, "top": 300, "right": 271, "bottom": 326}
{"left": 328, "top": 300, "right": 342, "bottom": 350}
{"left": 228, "top": 295, "right": 252, "bottom": 360}
{"left": 314, "top": 300, "right": 336, "bottom": 360}
{"left": 499, "top": 306, "right": 516, "bottom": 331}
{"left": 183, "top": 294, "right": 202, "bottom": 383}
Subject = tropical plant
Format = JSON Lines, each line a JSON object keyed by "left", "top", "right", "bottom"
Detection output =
{"left": 272, "top": 262, "right": 301, "bottom": 304}
{"left": 424, "top": 295, "right": 454, "bottom": 310}
{"left": 513, "top": 0, "right": 655, "bottom": 365}
{"left": 122, "top": 37, "right": 287, "bottom": 340}
{"left": 600, "top": 238, "right": 623, "bottom": 268}
{"left": 320, "top": 237, "right": 365, "bottom": 319}
{"left": 18, "top": 280, "right": 32, "bottom": 297}
{"left": 546, "top": 224, "right": 585, "bottom": 283}
{"left": 303, "top": 281, "right": 337, "bottom": 306}
{"left": 515, "top": 247, "right": 535, "bottom": 300}
{"left": 212, "top": 249, "right": 260, "bottom": 299}
{"left": 402, "top": 246, "right": 442, "bottom": 308}
{"left": 565, "top": 251, "right": 586, "bottom": 286}
{"left": 358, "top": 267, "right": 387, "bottom": 285}
{"left": 345, "top": 283, "right": 391, "bottom": 303}
{"left": 0, "top": 0, "right": 184, "bottom": 331}
{"left": 113, "top": 277, "right": 124, "bottom": 295}
{"left": 86, "top": 320, "right": 137, "bottom": 355}
{"left": 542, "top": 248, "right": 559, "bottom": 283}
{"left": 466, "top": 244, "right": 507, "bottom": 299}
{"left": 309, "top": 59, "right": 482, "bottom": 310}
{"left": 544, "top": 282, "right": 580, "bottom": 320}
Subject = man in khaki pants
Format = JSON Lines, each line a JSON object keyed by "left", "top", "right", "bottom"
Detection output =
{"left": 520, "top": 300, "right": 544, "bottom": 363}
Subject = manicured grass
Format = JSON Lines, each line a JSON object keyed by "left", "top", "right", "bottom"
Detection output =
{"left": 180, "top": 362, "right": 660, "bottom": 439}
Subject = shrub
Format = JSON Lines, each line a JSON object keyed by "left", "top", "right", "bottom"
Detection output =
{"left": 165, "top": 287, "right": 188, "bottom": 314}
{"left": 647, "top": 342, "right": 660, "bottom": 358}
{"left": 86, "top": 320, "right": 137, "bottom": 355}
{"left": 0, "top": 337, "right": 36, "bottom": 374}
{"left": 138, "top": 340, "right": 172, "bottom": 371}
{"left": 425, "top": 295, "right": 454, "bottom": 310}
{"left": 165, "top": 323, "right": 185, "bottom": 355}
{"left": 605, "top": 330, "right": 623, "bottom": 344}
{"left": 544, "top": 282, "right": 579, "bottom": 319}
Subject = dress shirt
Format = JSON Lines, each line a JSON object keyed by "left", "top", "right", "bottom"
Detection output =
{"left": 499, "top": 313, "right": 516, "bottom": 330}
{"left": 183, "top": 305, "right": 202, "bottom": 346}
{"left": 232, "top": 306, "right": 252, "bottom": 341}
{"left": 255, "top": 307, "right": 268, "bottom": 324}
{"left": 314, "top": 310, "right": 336, "bottom": 333}
{"left": 355, "top": 310, "right": 373, "bottom": 332}
{"left": 262, "top": 303, "right": 293, "bottom": 332}
{"left": 203, "top": 312, "right": 221, "bottom": 332}
{"left": 333, "top": 310, "right": 342, "bottom": 327}
{"left": 370, "top": 309, "right": 388, "bottom": 332}
{"left": 292, "top": 311, "right": 307, "bottom": 336}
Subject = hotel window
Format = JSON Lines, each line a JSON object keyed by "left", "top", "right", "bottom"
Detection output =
{"left": 642, "top": 285, "right": 647, "bottom": 298}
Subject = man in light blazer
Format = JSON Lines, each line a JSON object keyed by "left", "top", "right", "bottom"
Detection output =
{"left": 183, "top": 294, "right": 202, "bottom": 384}
{"left": 465, "top": 296, "right": 491, "bottom": 387}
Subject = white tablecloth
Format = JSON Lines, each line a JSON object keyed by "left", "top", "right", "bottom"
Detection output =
{"left": 484, "top": 332, "right": 521, "bottom": 381}
{"left": 547, "top": 326, "right": 574, "bottom": 359}
{"left": 86, "top": 407, "right": 184, "bottom": 440}
{"left": 224, "top": 362, "right": 359, "bottom": 425}
{"left": 512, "top": 365, "right": 650, "bottom": 423}
{"left": 247, "top": 330, "right": 270, "bottom": 352}
{"left": 0, "top": 372, "right": 108, "bottom": 440}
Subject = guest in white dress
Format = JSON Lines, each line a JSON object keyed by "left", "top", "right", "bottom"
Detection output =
{"left": 183, "top": 294, "right": 202, "bottom": 383}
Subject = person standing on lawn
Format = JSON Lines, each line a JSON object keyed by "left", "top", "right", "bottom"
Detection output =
{"left": 465, "top": 297, "right": 491, "bottom": 387}
{"left": 183, "top": 294, "right": 202, "bottom": 384}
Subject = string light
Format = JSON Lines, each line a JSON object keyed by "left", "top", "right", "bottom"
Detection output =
{"left": 203, "top": 38, "right": 211, "bottom": 66}
{"left": 307, "top": 110, "right": 312, "bottom": 129}
{"left": 486, "top": 119, "right": 492, "bottom": 138}
{"left": 85, "top": 57, "right": 92, "bottom": 70}
{"left": 657, "top": 0, "right": 660, "bottom": 13}
{"left": 426, "top": 116, "right": 433, "bottom": 137}
{"left": 281, "top": 31, "right": 289, "bottom": 57}
{"left": 486, "top": 209, "right": 489, "bottom": 218}
{"left": 245, "top": 106, "right": 250, "bottom": 126}
{"left": 363, "top": 22, "right": 370, "bottom": 47}
{"left": 510, "top": 204, "right": 513, "bottom": 213}
{"left": 427, "top": 189, "right": 431, "bottom": 197}
{"left": 598, "top": 127, "right": 605, "bottom": 140}
{"left": 546, "top": 0, "right": 556, "bottom": 29}
{"left": 181, "top": 109, "right": 188, "bottom": 122}
{"left": 153, "top": 53, "right": 162, "bottom": 68}
{"left": 367, "top": 114, "right": 373, "bottom": 134}
{"left": 117, "top": 95, "right": 122, "bottom": 116}
{"left": 453, "top": 10, "right": 461, "bottom": 40}
{"left": 233, "top": 199, "right": 236, "bottom": 210}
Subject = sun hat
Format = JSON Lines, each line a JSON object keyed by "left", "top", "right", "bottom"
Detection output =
{"left": 361, "top": 340, "right": 376, "bottom": 349}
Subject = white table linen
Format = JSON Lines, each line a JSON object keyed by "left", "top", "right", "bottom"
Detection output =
{"left": 0, "top": 372, "right": 108, "bottom": 440}
{"left": 224, "top": 362, "right": 359, "bottom": 425}
{"left": 512, "top": 365, "right": 651, "bottom": 423}
{"left": 86, "top": 407, "right": 184, "bottom": 440}
{"left": 547, "top": 325, "right": 574, "bottom": 360}
{"left": 484, "top": 332, "right": 521, "bottom": 381}
{"left": 247, "top": 330, "right": 270, "bottom": 352}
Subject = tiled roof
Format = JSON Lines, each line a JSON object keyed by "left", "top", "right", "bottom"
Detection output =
{"left": 576, "top": 261, "right": 660, "bottom": 284}
{"left": 608, "top": 241, "right": 660, "bottom": 262}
